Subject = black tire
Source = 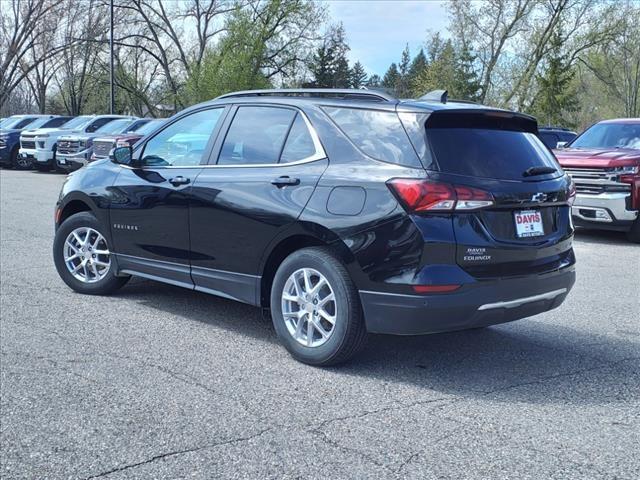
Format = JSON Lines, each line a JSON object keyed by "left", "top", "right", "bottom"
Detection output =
{"left": 7, "top": 147, "right": 18, "bottom": 169}
{"left": 53, "top": 212, "right": 129, "bottom": 295}
{"left": 13, "top": 148, "right": 34, "bottom": 170}
{"left": 627, "top": 218, "right": 640, "bottom": 243}
{"left": 270, "top": 247, "right": 367, "bottom": 366}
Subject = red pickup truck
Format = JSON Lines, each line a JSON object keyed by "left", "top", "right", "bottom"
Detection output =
{"left": 554, "top": 118, "right": 640, "bottom": 242}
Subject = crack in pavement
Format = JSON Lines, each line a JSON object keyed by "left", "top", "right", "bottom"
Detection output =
{"left": 83, "top": 427, "right": 274, "bottom": 479}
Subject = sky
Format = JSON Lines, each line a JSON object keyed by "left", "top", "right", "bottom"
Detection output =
{"left": 325, "top": 0, "right": 450, "bottom": 77}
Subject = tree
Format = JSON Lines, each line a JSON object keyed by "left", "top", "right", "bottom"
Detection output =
{"left": 412, "top": 39, "right": 457, "bottom": 97}
{"left": 350, "top": 61, "right": 368, "bottom": 88}
{"left": 579, "top": 1, "right": 640, "bottom": 117}
{"left": 366, "top": 74, "right": 382, "bottom": 88}
{"left": 408, "top": 48, "right": 427, "bottom": 91}
{"left": 185, "top": 0, "right": 323, "bottom": 103}
{"left": 0, "top": 0, "right": 66, "bottom": 112}
{"left": 54, "top": 0, "right": 108, "bottom": 115}
{"left": 309, "top": 22, "right": 350, "bottom": 88}
{"left": 382, "top": 63, "right": 400, "bottom": 90}
{"left": 453, "top": 45, "right": 481, "bottom": 102}
{"left": 395, "top": 44, "right": 411, "bottom": 97}
{"left": 532, "top": 26, "right": 579, "bottom": 127}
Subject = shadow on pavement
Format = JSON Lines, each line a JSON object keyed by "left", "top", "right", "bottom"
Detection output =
{"left": 114, "top": 277, "right": 639, "bottom": 407}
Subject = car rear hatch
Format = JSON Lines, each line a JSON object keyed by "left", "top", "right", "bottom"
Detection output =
{"left": 422, "top": 110, "right": 574, "bottom": 279}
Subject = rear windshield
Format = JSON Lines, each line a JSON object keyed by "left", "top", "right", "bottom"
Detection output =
{"left": 426, "top": 128, "right": 560, "bottom": 180}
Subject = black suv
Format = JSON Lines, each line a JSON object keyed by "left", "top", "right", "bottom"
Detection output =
{"left": 538, "top": 126, "right": 577, "bottom": 149}
{"left": 53, "top": 89, "right": 576, "bottom": 365}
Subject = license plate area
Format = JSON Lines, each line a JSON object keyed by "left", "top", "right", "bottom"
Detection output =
{"left": 514, "top": 210, "right": 544, "bottom": 238}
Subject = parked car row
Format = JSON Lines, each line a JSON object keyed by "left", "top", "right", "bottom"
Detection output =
{"left": 0, "top": 114, "right": 164, "bottom": 172}
{"left": 554, "top": 118, "right": 640, "bottom": 242}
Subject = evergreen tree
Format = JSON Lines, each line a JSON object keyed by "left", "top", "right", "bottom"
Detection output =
{"left": 408, "top": 48, "right": 428, "bottom": 92}
{"left": 453, "top": 46, "right": 481, "bottom": 101}
{"left": 396, "top": 44, "right": 412, "bottom": 97}
{"left": 350, "top": 61, "right": 368, "bottom": 88}
{"left": 309, "top": 42, "right": 336, "bottom": 88}
{"left": 309, "top": 23, "right": 351, "bottom": 88}
{"left": 367, "top": 74, "right": 382, "bottom": 88}
{"left": 382, "top": 63, "right": 400, "bottom": 90}
{"left": 533, "top": 27, "right": 579, "bottom": 127}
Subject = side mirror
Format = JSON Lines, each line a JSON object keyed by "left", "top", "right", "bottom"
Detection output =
{"left": 111, "top": 145, "right": 133, "bottom": 165}
{"left": 556, "top": 141, "right": 568, "bottom": 149}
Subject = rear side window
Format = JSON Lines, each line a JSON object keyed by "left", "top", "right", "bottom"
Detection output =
{"left": 218, "top": 106, "right": 296, "bottom": 165}
{"left": 323, "top": 106, "right": 420, "bottom": 167}
{"left": 427, "top": 128, "right": 560, "bottom": 180}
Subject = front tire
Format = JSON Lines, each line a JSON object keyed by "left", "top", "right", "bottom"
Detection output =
{"left": 14, "top": 149, "right": 34, "bottom": 170}
{"left": 270, "top": 247, "right": 367, "bottom": 366}
{"left": 53, "top": 212, "right": 129, "bottom": 295}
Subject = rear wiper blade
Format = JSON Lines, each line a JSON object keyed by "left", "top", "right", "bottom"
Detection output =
{"left": 523, "top": 166, "right": 557, "bottom": 177}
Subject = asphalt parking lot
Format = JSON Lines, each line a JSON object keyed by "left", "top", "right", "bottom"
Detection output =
{"left": 1, "top": 169, "right": 638, "bottom": 479}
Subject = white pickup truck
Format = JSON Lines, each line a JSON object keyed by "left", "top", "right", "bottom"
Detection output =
{"left": 20, "top": 115, "right": 128, "bottom": 171}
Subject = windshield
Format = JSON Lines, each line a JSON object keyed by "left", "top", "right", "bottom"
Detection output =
{"left": 61, "top": 116, "right": 92, "bottom": 130}
{"left": 95, "top": 119, "right": 135, "bottom": 135}
{"left": 135, "top": 119, "right": 164, "bottom": 136}
{"left": 1, "top": 117, "right": 37, "bottom": 130}
{"left": 571, "top": 123, "right": 640, "bottom": 149}
{"left": 427, "top": 128, "right": 560, "bottom": 180}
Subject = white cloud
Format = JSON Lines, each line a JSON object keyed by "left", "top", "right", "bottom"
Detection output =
{"left": 325, "top": 0, "right": 450, "bottom": 76}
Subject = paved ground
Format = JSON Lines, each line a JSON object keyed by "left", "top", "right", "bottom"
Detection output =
{"left": 0, "top": 168, "right": 638, "bottom": 479}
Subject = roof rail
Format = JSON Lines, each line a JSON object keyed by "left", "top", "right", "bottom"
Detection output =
{"left": 216, "top": 88, "right": 395, "bottom": 102}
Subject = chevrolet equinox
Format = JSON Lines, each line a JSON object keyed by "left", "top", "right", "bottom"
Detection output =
{"left": 53, "top": 89, "right": 576, "bottom": 365}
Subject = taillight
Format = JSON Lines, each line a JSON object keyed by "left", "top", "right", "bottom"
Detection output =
{"left": 387, "top": 179, "right": 493, "bottom": 213}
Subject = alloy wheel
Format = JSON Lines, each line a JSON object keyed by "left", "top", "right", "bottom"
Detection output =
{"left": 281, "top": 268, "right": 337, "bottom": 347}
{"left": 63, "top": 227, "right": 111, "bottom": 283}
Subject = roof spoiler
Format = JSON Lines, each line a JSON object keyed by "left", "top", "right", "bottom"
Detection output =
{"left": 420, "top": 90, "right": 448, "bottom": 104}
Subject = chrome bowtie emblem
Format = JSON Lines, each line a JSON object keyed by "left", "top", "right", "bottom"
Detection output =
{"left": 531, "top": 192, "right": 548, "bottom": 203}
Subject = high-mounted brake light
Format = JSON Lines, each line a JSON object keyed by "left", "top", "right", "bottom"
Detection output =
{"left": 387, "top": 179, "right": 494, "bottom": 213}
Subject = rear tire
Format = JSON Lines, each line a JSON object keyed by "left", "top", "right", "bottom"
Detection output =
{"left": 627, "top": 218, "right": 640, "bottom": 243}
{"left": 270, "top": 247, "right": 367, "bottom": 366}
{"left": 53, "top": 212, "right": 129, "bottom": 295}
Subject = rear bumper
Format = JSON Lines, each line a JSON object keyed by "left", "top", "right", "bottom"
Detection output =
{"left": 571, "top": 192, "right": 637, "bottom": 229}
{"left": 359, "top": 265, "right": 576, "bottom": 335}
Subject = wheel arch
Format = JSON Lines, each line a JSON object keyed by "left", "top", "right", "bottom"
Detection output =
{"left": 258, "top": 224, "right": 355, "bottom": 307}
{"left": 56, "top": 193, "right": 101, "bottom": 230}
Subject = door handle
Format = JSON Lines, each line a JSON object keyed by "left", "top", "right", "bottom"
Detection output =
{"left": 271, "top": 176, "right": 300, "bottom": 187}
{"left": 169, "top": 176, "right": 191, "bottom": 187}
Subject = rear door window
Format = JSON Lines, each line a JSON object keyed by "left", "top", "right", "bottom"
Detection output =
{"left": 426, "top": 128, "right": 560, "bottom": 180}
{"left": 280, "top": 114, "right": 316, "bottom": 163}
{"left": 323, "top": 106, "right": 421, "bottom": 167}
{"left": 218, "top": 106, "right": 296, "bottom": 165}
